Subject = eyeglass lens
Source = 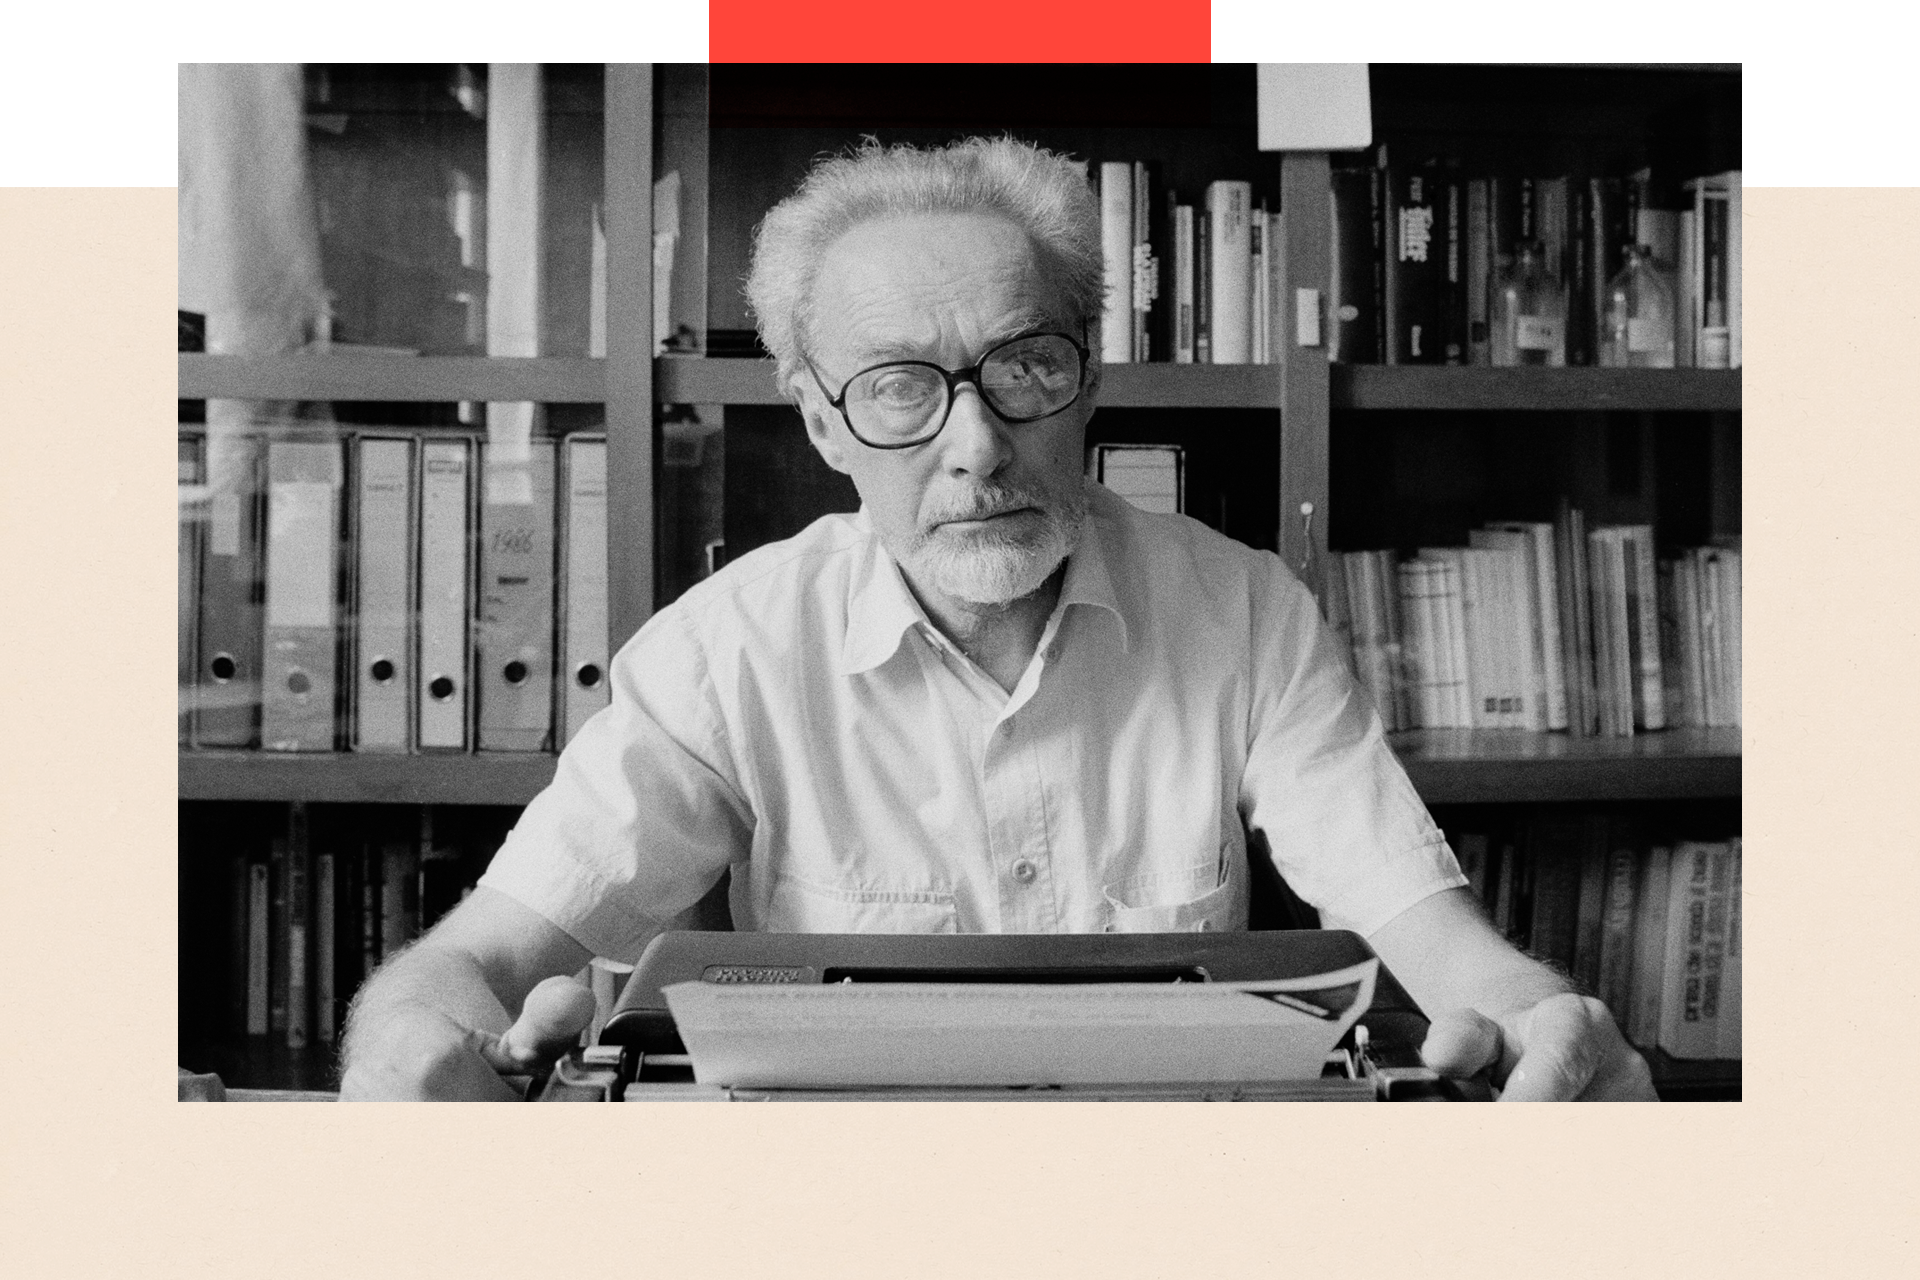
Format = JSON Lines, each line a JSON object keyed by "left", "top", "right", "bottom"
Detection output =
{"left": 843, "top": 333, "right": 1081, "bottom": 444}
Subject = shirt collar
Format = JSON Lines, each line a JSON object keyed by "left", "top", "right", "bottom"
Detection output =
{"left": 836, "top": 480, "right": 1133, "bottom": 677}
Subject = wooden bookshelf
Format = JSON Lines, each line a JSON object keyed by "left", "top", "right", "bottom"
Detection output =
{"left": 179, "top": 751, "right": 557, "bottom": 806}
{"left": 1643, "top": 1048, "right": 1741, "bottom": 1101}
{"left": 1391, "top": 727, "right": 1740, "bottom": 803}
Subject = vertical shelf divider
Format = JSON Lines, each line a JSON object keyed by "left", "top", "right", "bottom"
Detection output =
{"left": 604, "top": 63, "right": 656, "bottom": 650}
{"left": 1278, "top": 150, "right": 1332, "bottom": 574}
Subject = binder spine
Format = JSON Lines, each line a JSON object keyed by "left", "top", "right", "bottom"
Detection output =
{"left": 559, "top": 435, "right": 611, "bottom": 745}
{"left": 350, "top": 435, "right": 416, "bottom": 752}
{"left": 417, "top": 438, "right": 475, "bottom": 751}
{"left": 262, "top": 439, "right": 345, "bottom": 752}
{"left": 192, "top": 431, "right": 265, "bottom": 748}
{"left": 478, "top": 439, "right": 557, "bottom": 752}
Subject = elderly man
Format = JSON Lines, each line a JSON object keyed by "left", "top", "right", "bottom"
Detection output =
{"left": 341, "top": 137, "right": 1656, "bottom": 1101}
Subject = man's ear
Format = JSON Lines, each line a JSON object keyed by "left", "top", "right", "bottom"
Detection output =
{"left": 794, "top": 381, "right": 854, "bottom": 477}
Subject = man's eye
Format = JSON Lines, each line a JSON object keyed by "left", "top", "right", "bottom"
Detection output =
{"left": 869, "top": 370, "right": 937, "bottom": 406}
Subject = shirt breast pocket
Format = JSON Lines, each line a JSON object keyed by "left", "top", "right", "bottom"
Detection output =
{"left": 765, "top": 872, "right": 959, "bottom": 934}
{"left": 1102, "top": 854, "right": 1237, "bottom": 933}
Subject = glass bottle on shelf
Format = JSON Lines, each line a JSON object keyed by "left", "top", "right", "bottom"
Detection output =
{"left": 1490, "top": 240, "right": 1567, "bottom": 367}
{"left": 1599, "top": 244, "right": 1677, "bottom": 368}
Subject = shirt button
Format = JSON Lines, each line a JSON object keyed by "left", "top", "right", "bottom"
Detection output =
{"left": 1010, "top": 858, "right": 1038, "bottom": 884}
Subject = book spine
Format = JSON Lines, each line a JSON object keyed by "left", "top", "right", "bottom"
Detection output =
{"left": 1626, "top": 845, "right": 1672, "bottom": 1048}
{"left": 246, "top": 855, "right": 270, "bottom": 1038}
{"left": 1206, "top": 180, "right": 1253, "bottom": 364}
{"left": 1466, "top": 177, "right": 1491, "bottom": 365}
{"left": 1526, "top": 815, "right": 1583, "bottom": 972}
{"left": 1726, "top": 173, "right": 1742, "bottom": 368}
{"left": 1623, "top": 527, "right": 1666, "bottom": 730}
{"left": 1267, "top": 210, "right": 1286, "bottom": 367}
{"left": 1173, "top": 203, "right": 1195, "bottom": 363}
{"left": 1194, "top": 209, "right": 1212, "bottom": 363}
{"left": 1396, "top": 560, "right": 1442, "bottom": 728}
{"left": 1677, "top": 206, "right": 1698, "bottom": 366}
{"left": 285, "top": 803, "right": 312, "bottom": 1050}
{"left": 268, "top": 831, "right": 289, "bottom": 1039}
{"left": 1563, "top": 180, "right": 1593, "bottom": 365}
{"left": 1249, "top": 211, "right": 1267, "bottom": 365}
{"left": 1719, "top": 839, "right": 1742, "bottom": 1059}
{"left": 1595, "top": 841, "right": 1640, "bottom": 1023}
{"left": 1570, "top": 816, "right": 1609, "bottom": 992}
{"left": 1099, "top": 161, "right": 1132, "bottom": 364}
{"left": 1698, "top": 842, "right": 1735, "bottom": 1055}
{"left": 1382, "top": 160, "right": 1446, "bottom": 364}
{"left": 315, "top": 849, "right": 337, "bottom": 1044}
{"left": 1658, "top": 842, "right": 1718, "bottom": 1059}
{"left": 1130, "top": 161, "right": 1152, "bottom": 362}
{"left": 1328, "top": 167, "right": 1380, "bottom": 363}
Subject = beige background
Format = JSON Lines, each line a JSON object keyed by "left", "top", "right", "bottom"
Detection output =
{"left": 0, "top": 183, "right": 1912, "bottom": 1275}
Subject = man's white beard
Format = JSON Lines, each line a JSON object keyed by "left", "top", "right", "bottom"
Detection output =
{"left": 910, "top": 486, "right": 1088, "bottom": 606}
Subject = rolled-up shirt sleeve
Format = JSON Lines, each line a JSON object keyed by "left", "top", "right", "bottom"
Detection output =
{"left": 1239, "top": 562, "right": 1466, "bottom": 937}
{"left": 478, "top": 604, "right": 752, "bottom": 962}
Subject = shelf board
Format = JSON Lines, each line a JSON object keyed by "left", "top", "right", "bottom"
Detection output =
{"left": 1643, "top": 1048, "right": 1742, "bottom": 1100}
{"left": 657, "top": 357, "right": 1286, "bottom": 410}
{"left": 1392, "top": 726, "right": 1741, "bottom": 803}
{"left": 659, "top": 359, "right": 1739, "bottom": 413}
{"left": 180, "top": 354, "right": 605, "bottom": 403}
{"left": 179, "top": 751, "right": 558, "bottom": 805}
{"left": 1336, "top": 366, "right": 1741, "bottom": 412}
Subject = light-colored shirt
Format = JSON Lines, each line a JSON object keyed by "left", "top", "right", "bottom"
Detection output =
{"left": 480, "top": 481, "right": 1464, "bottom": 961}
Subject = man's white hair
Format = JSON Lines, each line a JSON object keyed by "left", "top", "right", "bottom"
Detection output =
{"left": 744, "top": 136, "right": 1103, "bottom": 398}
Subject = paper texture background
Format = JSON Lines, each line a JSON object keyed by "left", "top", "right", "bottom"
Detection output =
{"left": 1, "top": 177, "right": 1915, "bottom": 1279}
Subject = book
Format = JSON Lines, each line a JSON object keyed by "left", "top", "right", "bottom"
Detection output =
{"left": 1440, "top": 170, "right": 1466, "bottom": 364}
{"left": 1206, "top": 180, "right": 1253, "bottom": 364}
{"left": 1525, "top": 813, "right": 1584, "bottom": 972}
{"left": 381, "top": 836, "right": 420, "bottom": 960}
{"left": 1172, "top": 202, "right": 1196, "bottom": 363}
{"left": 1658, "top": 841, "right": 1720, "bottom": 1059}
{"left": 1465, "top": 177, "right": 1491, "bottom": 365}
{"left": 1469, "top": 529, "right": 1546, "bottom": 731}
{"left": 246, "top": 852, "right": 270, "bottom": 1038}
{"left": 1339, "top": 552, "right": 1400, "bottom": 730}
{"left": 1381, "top": 152, "right": 1447, "bottom": 365}
{"left": 1266, "top": 209, "right": 1286, "bottom": 366}
{"left": 1099, "top": 162, "right": 1132, "bottom": 364}
{"left": 1594, "top": 839, "right": 1640, "bottom": 1023}
{"left": 1414, "top": 549, "right": 1474, "bottom": 727}
{"left": 261, "top": 439, "right": 344, "bottom": 752}
{"left": 1327, "top": 164, "right": 1381, "bottom": 363}
{"left": 1719, "top": 839, "right": 1742, "bottom": 1059}
{"left": 1625, "top": 844, "right": 1672, "bottom": 1049}
{"left": 1485, "top": 521, "right": 1569, "bottom": 730}
{"left": 1091, "top": 444, "right": 1183, "bottom": 515}
{"left": 1130, "top": 161, "right": 1163, "bottom": 362}
{"left": 1570, "top": 816, "right": 1610, "bottom": 993}
{"left": 315, "top": 848, "right": 338, "bottom": 1044}
{"left": 268, "top": 830, "right": 289, "bottom": 1039}
{"left": 1194, "top": 207, "right": 1212, "bottom": 363}
{"left": 1554, "top": 501, "right": 1596, "bottom": 736}
{"left": 1617, "top": 526, "right": 1667, "bottom": 730}
{"left": 285, "top": 802, "right": 313, "bottom": 1050}
{"left": 1248, "top": 210, "right": 1267, "bottom": 365}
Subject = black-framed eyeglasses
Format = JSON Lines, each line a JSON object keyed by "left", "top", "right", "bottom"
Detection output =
{"left": 805, "top": 330, "right": 1090, "bottom": 450}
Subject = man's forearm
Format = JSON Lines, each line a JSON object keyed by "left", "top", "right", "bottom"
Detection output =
{"left": 1368, "top": 887, "right": 1575, "bottom": 1020}
{"left": 341, "top": 942, "right": 513, "bottom": 1070}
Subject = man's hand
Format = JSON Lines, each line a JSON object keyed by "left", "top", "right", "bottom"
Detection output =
{"left": 1420, "top": 992, "right": 1659, "bottom": 1101}
{"left": 340, "top": 976, "right": 597, "bottom": 1101}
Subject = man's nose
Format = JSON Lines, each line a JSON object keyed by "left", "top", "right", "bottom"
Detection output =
{"left": 937, "top": 383, "right": 1015, "bottom": 477}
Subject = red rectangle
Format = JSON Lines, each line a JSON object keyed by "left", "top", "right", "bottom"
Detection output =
{"left": 710, "top": 0, "right": 1212, "bottom": 63}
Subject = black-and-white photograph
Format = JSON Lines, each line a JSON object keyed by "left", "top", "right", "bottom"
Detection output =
{"left": 175, "top": 62, "right": 1741, "bottom": 1103}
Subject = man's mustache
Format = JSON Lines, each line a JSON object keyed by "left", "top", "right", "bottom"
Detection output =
{"left": 923, "top": 483, "right": 1052, "bottom": 527}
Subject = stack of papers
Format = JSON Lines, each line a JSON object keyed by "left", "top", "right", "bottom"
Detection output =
{"left": 662, "top": 959, "right": 1377, "bottom": 1090}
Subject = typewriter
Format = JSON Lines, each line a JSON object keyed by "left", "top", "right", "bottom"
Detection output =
{"left": 531, "top": 930, "right": 1488, "bottom": 1101}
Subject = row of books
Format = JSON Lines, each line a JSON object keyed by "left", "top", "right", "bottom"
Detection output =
{"left": 1094, "top": 162, "right": 1286, "bottom": 365}
{"left": 1330, "top": 149, "right": 1741, "bottom": 368}
{"left": 1445, "top": 813, "right": 1740, "bottom": 1061}
{"left": 193, "top": 803, "right": 502, "bottom": 1050}
{"left": 1326, "top": 512, "right": 1741, "bottom": 736}
{"left": 178, "top": 429, "right": 612, "bottom": 754}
